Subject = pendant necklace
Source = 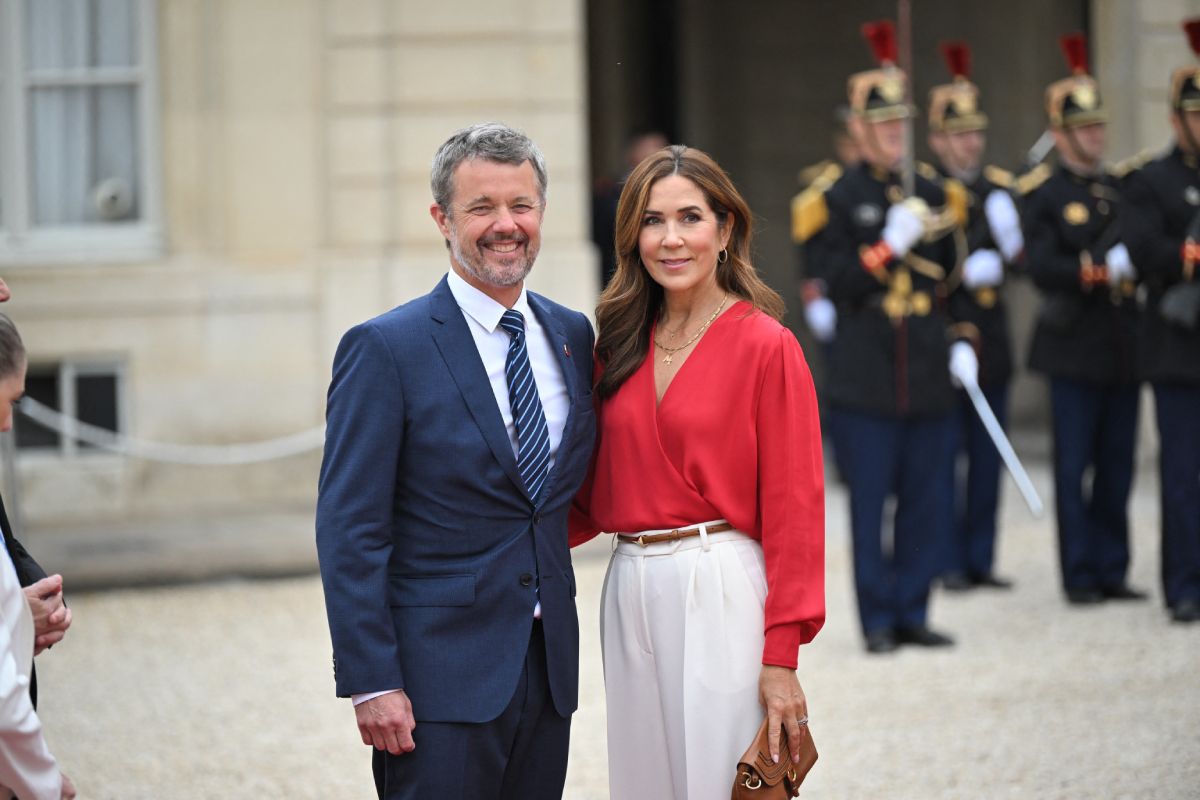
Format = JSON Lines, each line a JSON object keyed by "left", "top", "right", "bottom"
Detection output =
{"left": 654, "top": 293, "right": 729, "bottom": 365}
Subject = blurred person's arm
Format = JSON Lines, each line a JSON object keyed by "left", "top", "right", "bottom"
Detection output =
{"left": 0, "top": 581, "right": 64, "bottom": 798}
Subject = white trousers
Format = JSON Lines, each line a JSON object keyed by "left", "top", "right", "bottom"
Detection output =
{"left": 601, "top": 522, "right": 767, "bottom": 800}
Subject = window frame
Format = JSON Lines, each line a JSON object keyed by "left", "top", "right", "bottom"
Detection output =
{"left": 18, "top": 358, "right": 127, "bottom": 459}
{"left": 0, "top": 0, "right": 164, "bottom": 265}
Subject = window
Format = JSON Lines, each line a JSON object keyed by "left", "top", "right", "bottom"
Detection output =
{"left": 0, "top": 0, "right": 162, "bottom": 264}
{"left": 16, "top": 361, "right": 123, "bottom": 456}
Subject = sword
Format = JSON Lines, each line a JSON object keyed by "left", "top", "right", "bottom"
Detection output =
{"left": 1023, "top": 130, "right": 1055, "bottom": 169}
{"left": 962, "top": 379, "right": 1045, "bottom": 517}
{"left": 897, "top": 0, "right": 915, "bottom": 197}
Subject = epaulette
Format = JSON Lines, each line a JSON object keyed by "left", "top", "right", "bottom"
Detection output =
{"left": 791, "top": 184, "right": 830, "bottom": 244}
{"left": 1109, "top": 149, "right": 1157, "bottom": 179}
{"left": 916, "top": 161, "right": 941, "bottom": 182}
{"left": 1015, "top": 163, "right": 1052, "bottom": 196}
{"left": 943, "top": 178, "right": 969, "bottom": 228}
{"left": 797, "top": 159, "right": 840, "bottom": 189}
{"left": 983, "top": 165, "right": 1015, "bottom": 188}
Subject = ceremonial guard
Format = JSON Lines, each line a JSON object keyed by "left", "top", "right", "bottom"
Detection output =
{"left": 1121, "top": 19, "right": 1200, "bottom": 623}
{"left": 925, "top": 42, "right": 1022, "bottom": 591}
{"left": 1021, "top": 34, "right": 1145, "bottom": 606}
{"left": 796, "top": 21, "right": 973, "bottom": 653}
{"left": 792, "top": 108, "right": 860, "bottom": 348}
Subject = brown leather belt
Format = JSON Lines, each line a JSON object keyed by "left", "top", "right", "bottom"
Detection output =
{"left": 616, "top": 521, "right": 735, "bottom": 547}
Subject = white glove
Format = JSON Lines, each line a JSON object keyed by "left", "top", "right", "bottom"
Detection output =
{"left": 962, "top": 248, "right": 1004, "bottom": 289}
{"left": 948, "top": 341, "right": 979, "bottom": 389}
{"left": 984, "top": 190, "right": 1024, "bottom": 262}
{"left": 1105, "top": 243, "right": 1135, "bottom": 285}
{"left": 804, "top": 296, "right": 837, "bottom": 343}
{"left": 881, "top": 201, "right": 926, "bottom": 257}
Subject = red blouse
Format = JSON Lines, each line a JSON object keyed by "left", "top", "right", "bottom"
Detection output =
{"left": 571, "top": 301, "right": 826, "bottom": 668}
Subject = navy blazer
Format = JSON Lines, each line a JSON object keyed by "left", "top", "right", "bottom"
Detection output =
{"left": 316, "top": 276, "right": 596, "bottom": 723}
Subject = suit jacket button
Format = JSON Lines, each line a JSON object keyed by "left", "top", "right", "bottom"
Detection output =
{"left": 534, "top": 512, "right": 542, "bottom": 524}
{"left": 519, "top": 573, "right": 534, "bottom": 587}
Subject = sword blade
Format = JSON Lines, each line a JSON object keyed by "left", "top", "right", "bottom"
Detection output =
{"left": 964, "top": 380, "right": 1045, "bottom": 517}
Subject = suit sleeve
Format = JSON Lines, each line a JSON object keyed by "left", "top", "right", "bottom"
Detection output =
{"left": 756, "top": 330, "right": 826, "bottom": 668}
{"left": 569, "top": 323, "right": 602, "bottom": 548}
{"left": 0, "top": 496, "right": 48, "bottom": 588}
{"left": 316, "top": 323, "right": 406, "bottom": 697}
{"left": 6, "top": 540, "right": 47, "bottom": 589}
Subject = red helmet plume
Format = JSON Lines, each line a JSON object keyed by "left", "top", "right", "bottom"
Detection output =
{"left": 1183, "top": 18, "right": 1200, "bottom": 57}
{"left": 1059, "top": 32, "right": 1089, "bottom": 75}
{"left": 940, "top": 41, "right": 971, "bottom": 80}
{"left": 861, "top": 20, "right": 897, "bottom": 66}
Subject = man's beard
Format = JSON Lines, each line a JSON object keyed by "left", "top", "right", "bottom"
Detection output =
{"left": 450, "top": 228, "right": 538, "bottom": 288}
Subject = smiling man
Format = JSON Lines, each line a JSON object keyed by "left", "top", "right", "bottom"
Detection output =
{"left": 316, "top": 123, "right": 597, "bottom": 799}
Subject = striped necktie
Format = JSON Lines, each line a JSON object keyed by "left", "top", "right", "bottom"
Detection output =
{"left": 499, "top": 309, "right": 551, "bottom": 500}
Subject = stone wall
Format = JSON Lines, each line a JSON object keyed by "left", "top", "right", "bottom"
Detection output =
{"left": 3, "top": 0, "right": 595, "bottom": 527}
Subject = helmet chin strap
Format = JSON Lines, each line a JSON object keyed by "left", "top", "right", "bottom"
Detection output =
{"left": 945, "top": 135, "right": 980, "bottom": 183}
{"left": 1177, "top": 109, "right": 1200, "bottom": 159}
{"left": 864, "top": 123, "right": 900, "bottom": 176}
{"left": 1064, "top": 126, "right": 1100, "bottom": 174}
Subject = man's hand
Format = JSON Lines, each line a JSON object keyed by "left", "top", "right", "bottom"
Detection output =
{"left": 881, "top": 200, "right": 927, "bottom": 258}
{"left": 355, "top": 691, "right": 416, "bottom": 755}
{"left": 23, "top": 575, "right": 72, "bottom": 654}
{"left": 803, "top": 296, "right": 837, "bottom": 343}
{"left": 758, "top": 666, "right": 809, "bottom": 765}
{"left": 985, "top": 190, "right": 1024, "bottom": 262}
{"left": 0, "top": 278, "right": 10, "bottom": 302}
{"left": 1106, "top": 243, "right": 1136, "bottom": 286}
{"left": 962, "top": 248, "right": 1004, "bottom": 289}
{"left": 949, "top": 341, "right": 979, "bottom": 389}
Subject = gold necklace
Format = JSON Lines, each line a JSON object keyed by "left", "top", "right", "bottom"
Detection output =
{"left": 654, "top": 293, "right": 729, "bottom": 365}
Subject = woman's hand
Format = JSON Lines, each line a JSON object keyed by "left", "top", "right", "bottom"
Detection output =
{"left": 758, "top": 665, "right": 809, "bottom": 764}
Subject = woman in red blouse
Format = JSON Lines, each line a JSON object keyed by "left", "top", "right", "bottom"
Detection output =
{"left": 571, "top": 146, "right": 825, "bottom": 799}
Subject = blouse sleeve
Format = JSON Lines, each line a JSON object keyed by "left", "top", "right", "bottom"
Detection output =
{"left": 756, "top": 329, "right": 826, "bottom": 668}
{"left": 568, "top": 458, "right": 601, "bottom": 548}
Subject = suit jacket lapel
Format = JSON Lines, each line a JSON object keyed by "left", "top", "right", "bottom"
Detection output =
{"left": 427, "top": 277, "right": 528, "bottom": 500}
{"left": 527, "top": 292, "right": 579, "bottom": 506}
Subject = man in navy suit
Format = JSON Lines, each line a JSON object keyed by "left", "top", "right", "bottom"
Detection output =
{"left": 316, "top": 123, "right": 597, "bottom": 799}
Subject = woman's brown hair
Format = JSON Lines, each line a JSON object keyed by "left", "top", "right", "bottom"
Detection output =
{"left": 594, "top": 145, "right": 785, "bottom": 398}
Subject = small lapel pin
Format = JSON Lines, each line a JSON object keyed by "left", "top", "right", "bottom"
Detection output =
{"left": 563, "top": 342, "right": 571, "bottom": 357}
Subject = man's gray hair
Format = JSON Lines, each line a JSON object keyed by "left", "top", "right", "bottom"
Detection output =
{"left": 0, "top": 314, "right": 25, "bottom": 379}
{"left": 430, "top": 122, "right": 548, "bottom": 211}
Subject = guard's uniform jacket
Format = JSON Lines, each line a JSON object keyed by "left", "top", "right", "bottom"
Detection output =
{"left": 798, "top": 162, "right": 967, "bottom": 417}
{"left": 1121, "top": 146, "right": 1200, "bottom": 384}
{"left": 1021, "top": 163, "right": 1139, "bottom": 384}
{"left": 935, "top": 163, "right": 1016, "bottom": 388}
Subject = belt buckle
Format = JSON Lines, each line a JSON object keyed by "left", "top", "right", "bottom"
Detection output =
{"left": 635, "top": 534, "right": 647, "bottom": 547}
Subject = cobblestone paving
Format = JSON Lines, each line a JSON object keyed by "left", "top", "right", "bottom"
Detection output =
{"left": 33, "top": 466, "right": 1200, "bottom": 798}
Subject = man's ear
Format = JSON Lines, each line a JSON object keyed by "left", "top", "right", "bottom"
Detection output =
{"left": 430, "top": 203, "right": 451, "bottom": 240}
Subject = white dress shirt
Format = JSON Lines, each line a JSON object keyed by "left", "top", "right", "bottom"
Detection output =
{"left": 445, "top": 269, "right": 569, "bottom": 469}
{"left": 352, "top": 272, "right": 569, "bottom": 707}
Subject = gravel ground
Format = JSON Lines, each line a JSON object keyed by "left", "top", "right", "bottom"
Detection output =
{"left": 33, "top": 464, "right": 1199, "bottom": 798}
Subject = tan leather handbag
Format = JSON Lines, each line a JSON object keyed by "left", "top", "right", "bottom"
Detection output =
{"left": 731, "top": 717, "right": 817, "bottom": 799}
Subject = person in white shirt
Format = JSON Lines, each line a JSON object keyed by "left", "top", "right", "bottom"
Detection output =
{"left": 0, "top": 313, "right": 74, "bottom": 800}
